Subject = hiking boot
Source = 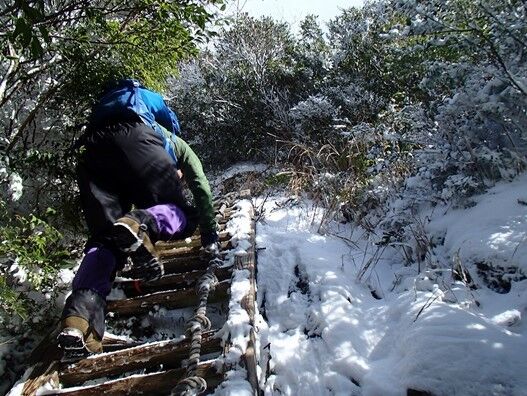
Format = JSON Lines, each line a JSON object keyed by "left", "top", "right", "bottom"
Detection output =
{"left": 58, "top": 316, "right": 102, "bottom": 359}
{"left": 112, "top": 216, "right": 164, "bottom": 281}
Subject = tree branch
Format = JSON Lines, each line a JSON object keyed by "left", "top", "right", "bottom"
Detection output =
{"left": 0, "top": 42, "right": 19, "bottom": 104}
{"left": 6, "top": 82, "right": 62, "bottom": 154}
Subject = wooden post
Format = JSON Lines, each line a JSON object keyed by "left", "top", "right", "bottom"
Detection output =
{"left": 233, "top": 215, "right": 260, "bottom": 394}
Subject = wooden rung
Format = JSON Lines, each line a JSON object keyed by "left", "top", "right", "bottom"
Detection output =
{"left": 40, "top": 362, "right": 222, "bottom": 396}
{"left": 159, "top": 253, "right": 228, "bottom": 275}
{"left": 219, "top": 208, "right": 234, "bottom": 219}
{"left": 156, "top": 231, "right": 230, "bottom": 251}
{"left": 213, "top": 191, "right": 242, "bottom": 206}
{"left": 60, "top": 331, "right": 221, "bottom": 386}
{"left": 213, "top": 199, "right": 237, "bottom": 211}
{"left": 28, "top": 330, "right": 145, "bottom": 366}
{"left": 100, "top": 336, "right": 143, "bottom": 353}
{"left": 161, "top": 255, "right": 210, "bottom": 274}
{"left": 158, "top": 241, "right": 231, "bottom": 259}
{"left": 101, "top": 334, "right": 141, "bottom": 346}
{"left": 107, "top": 280, "right": 230, "bottom": 316}
{"left": 218, "top": 203, "right": 228, "bottom": 214}
{"left": 115, "top": 267, "right": 233, "bottom": 297}
{"left": 239, "top": 189, "right": 251, "bottom": 198}
{"left": 217, "top": 218, "right": 229, "bottom": 226}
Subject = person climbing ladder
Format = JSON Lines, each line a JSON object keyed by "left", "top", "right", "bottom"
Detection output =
{"left": 58, "top": 78, "right": 219, "bottom": 357}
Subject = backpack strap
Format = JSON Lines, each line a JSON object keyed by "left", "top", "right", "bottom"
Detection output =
{"left": 92, "top": 79, "right": 179, "bottom": 164}
{"left": 128, "top": 80, "right": 178, "bottom": 164}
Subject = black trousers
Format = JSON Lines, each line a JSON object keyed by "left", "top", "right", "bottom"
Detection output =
{"left": 76, "top": 119, "right": 190, "bottom": 245}
{"left": 64, "top": 120, "right": 199, "bottom": 337}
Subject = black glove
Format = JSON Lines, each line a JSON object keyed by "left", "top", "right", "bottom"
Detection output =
{"left": 122, "top": 256, "right": 164, "bottom": 282}
{"left": 201, "top": 230, "right": 219, "bottom": 254}
{"left": 201, "top": 230, "right": 218, "bottom": 246}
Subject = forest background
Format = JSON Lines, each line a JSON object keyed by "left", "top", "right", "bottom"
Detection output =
{"left": 0, "top": 0, "right": 525, "bottom": 393}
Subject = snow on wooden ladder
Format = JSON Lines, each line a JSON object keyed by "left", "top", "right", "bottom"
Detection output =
{"left": 13, "top": 191, "right": 259, "bottom": 396}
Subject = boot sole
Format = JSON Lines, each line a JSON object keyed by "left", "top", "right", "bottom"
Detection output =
{"left": 58, "top": 328, "right": 92, "bottom": 360}
{"left": 113, "top": 221, "right": 162, "bottom": 280}
{"left": 113, "top": 222, "right": 143, "bottom": 252}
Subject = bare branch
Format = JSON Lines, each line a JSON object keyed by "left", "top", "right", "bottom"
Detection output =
{"left": 6, "top": 82, "right": 62, "bottom": 154}
{"left": 0, "top": 42, "right": 19, "bottom": 104}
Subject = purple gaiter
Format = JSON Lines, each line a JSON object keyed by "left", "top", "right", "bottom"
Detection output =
{"left": 146, "top": 203, "right": 187, "bottom": 240}
{"left": 72, "top": 247, "right": 116, "bottom": 297}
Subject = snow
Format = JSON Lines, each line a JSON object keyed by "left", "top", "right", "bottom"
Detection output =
{"left": 428, "top": 172, "right": 527, "bottom": 273}
{"left": 0, "top": 166, "right": 23, "bottom": 201}
{"left": 212, "top": 163, "right": 269, "bottom": 193}
{"left": 215, "top": 163, "right": 268, "bottom": 184}
{"left": 250, "top": 184, "right": 527, "bottom": 395}
{"left": 4, "top": 175, "right": 527, "bottom": 395}
{"left": 106, "top": 286, "right": 127, "bottom": 301}
{"left": 5, "top": 368, "right": 32, "bottom": 396}
{"left": 214, "top": 199, "right": 256, "bottom": 394}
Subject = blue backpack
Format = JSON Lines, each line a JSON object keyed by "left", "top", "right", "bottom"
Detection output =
{"left": 91, "top": 79, "right": 180, "bottom": 163}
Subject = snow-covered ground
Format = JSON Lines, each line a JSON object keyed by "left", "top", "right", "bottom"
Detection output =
{"left": 253, "top": 173, "right": 527, "bottom": 396}
{"left": 3, "top": 170, "right": 527, "bottom": 396}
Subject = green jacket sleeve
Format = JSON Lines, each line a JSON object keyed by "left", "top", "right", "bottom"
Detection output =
{"left": 173, "top": 136, "right": 217, "bottom": 234}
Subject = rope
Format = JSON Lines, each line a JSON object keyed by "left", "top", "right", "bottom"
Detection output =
{"left": 171, "top": 256, "right": 221, "bottom": 396}
{"left": 171, "top": 377, "right": 207, "bottom": 396}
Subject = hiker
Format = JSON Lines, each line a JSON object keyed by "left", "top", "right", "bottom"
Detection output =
{"left": 58, "top": 79, "right": 218, "bottom": 357}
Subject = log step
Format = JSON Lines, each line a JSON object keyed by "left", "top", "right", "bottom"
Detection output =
{"left": 158, "top": 240, "right": 231, "bottom": 259}
{"left": 161, "top": 255, "right": 210, "bottom": 274}
{"left": 115, "top": 267, "right": 233, "bottom": 297}
{"left": 59, "top": 331, "right": 221, "bottom": 386}
{"left": 155, "top": 231, "right": 231, "bottom": 250}
{"left": 107, "top": 280, "right": 230, "bottom": 316}
{"left": 40, "top": 362, "right": 222, "bottom": 396}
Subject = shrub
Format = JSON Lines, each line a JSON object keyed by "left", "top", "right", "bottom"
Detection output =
{"left": 0, "top": 205, "right": 73, "bottom": 332}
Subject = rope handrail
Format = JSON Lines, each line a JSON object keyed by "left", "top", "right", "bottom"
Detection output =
{"left": 171, "top": 256, "right": 222, "bottom": 396}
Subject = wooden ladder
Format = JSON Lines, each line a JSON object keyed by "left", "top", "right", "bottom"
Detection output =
{"left": 16, "top": 192, "right": 258, "bottom": 396}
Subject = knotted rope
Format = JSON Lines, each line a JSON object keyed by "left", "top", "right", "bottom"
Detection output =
{"left": 171, "top": 256, "right": 222, "bottom": 396}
